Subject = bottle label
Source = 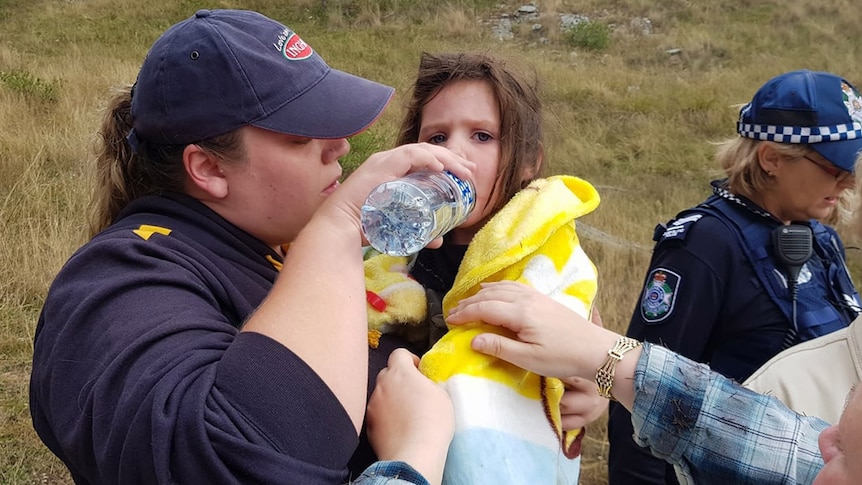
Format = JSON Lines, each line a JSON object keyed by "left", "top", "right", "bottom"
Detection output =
{"left": 444, "top": 171, "right": 475, "bottom": 206}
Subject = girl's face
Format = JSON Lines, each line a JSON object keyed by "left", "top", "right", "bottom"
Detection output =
{"left": 216, "top": 126, "right": 349, "bottom": 249}
{"left": 767, "top": 150, "right": 854, "bottom": 223}
{"left": 417, "top": 79, "right": 502, "bottom": 244}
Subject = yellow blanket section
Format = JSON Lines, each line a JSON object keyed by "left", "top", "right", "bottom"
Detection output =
{"left": 419, "top": 175, "right": 600, "bottom": 456}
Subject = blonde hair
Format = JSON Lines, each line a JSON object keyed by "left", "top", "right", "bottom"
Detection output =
{"left": 716, "top": 137, "right": 853, "bottom": 226}
{"left": 850, "top": 154, "right": 862, "bottom": 240}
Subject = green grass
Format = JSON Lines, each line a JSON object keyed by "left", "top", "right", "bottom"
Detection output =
{"left": 0, "top": 70, "right": 60, "bottom": 104}
{"left": 3, "top": 0, "right": 862, "bottom": 483}
{"left": 564, "top": 21, "right": 611, "bottom": 50}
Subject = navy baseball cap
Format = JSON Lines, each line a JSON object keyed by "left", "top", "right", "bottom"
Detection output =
{"left": 737, "top": 69, "right": 862, "bottom": 172}
{"left": 128, "top": 9, "right": 394, "bottom": 148}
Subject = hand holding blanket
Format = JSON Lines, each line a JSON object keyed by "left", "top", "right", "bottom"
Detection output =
{"left": 419, "top": 175, "right": 600, "bottom": 485}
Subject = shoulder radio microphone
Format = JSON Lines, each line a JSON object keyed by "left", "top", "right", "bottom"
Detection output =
{"left": 772, "top": 223, "right": 813, "bottom": 349}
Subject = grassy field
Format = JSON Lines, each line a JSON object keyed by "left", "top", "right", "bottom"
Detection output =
{"left": 3, "top": 0, "right": 862, "bottom": 483}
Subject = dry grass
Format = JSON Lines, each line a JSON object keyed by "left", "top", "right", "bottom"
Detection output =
{"left": 3, "top": 0, "right": 862, "bottom": 483}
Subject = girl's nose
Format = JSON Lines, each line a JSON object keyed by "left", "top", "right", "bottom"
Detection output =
{"left": 445, "top": 139, "right": 468, "bottom": 158}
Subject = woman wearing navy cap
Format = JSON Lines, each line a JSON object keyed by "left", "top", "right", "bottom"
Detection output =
{"left": 608, "top": 69, "right": 862, "bottom": 485}
{"left": 29, "top": 9, "right": 471, "bottom": 485}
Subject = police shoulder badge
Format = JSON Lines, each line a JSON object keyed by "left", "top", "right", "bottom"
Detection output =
{"left": 640, "top": 268, "right": 681, "bottom": 323}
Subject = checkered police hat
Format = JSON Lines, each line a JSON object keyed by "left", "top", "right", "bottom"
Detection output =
{"left": 128, "top": 9, "right": 394, "bottom": 149}
{"left": 737, "top": 69, "right": 862, "bottom": 172}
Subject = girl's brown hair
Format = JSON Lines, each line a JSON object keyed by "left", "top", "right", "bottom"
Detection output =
{"left": 396, "top": 52, "right": 544, "bottom": 216}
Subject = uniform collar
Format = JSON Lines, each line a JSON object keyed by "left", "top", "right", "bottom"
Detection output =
{"left": 710, "top": 179, "right": 782, "bottom": 223}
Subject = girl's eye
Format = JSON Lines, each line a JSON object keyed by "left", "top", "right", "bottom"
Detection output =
{"left": 429, "top": 134, "right": 446, "bottom": 144}
{"left": 475, "top": 132, "right": 492, "bottom": 142}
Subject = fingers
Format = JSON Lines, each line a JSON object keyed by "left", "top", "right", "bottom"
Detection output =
{"left": 469, "top": 333, "right": 535, "bottom": 371}
{"left": 376, "top": 349, "right": 420, "bottom": 382}
{"left": 366, "top": 348, "right": 454, "bottom": 485}
{"left": 446, "top": 281, "right": 533, "bottom": 331}
{"left": 560, "top": 410, "right": 592, "bottom": 431}
{"left": 411, "top": 142, "right": 475, "bottom": 182}
{"left": 447, "top": 299, "right": 523, "bottom": 333}
{"left": 366, "top": 143, "right": 476, "bottom": 182}
{"left": 559, "top": 377, "right": 607, "bottom": 430}
{"left": 445, "top": 281, "right": 606, "bottom": 379}
{"left": 561, "top": 375, "right": 593, "bottom": 391}
{"left": 388, "top": 347, "right": 421, "bottom": 368}
{"left": 425, "top": 236, "right": 444, "bottom": 250}
{"left": 589, "top": 306, "right": 604, "bottom": 328}
{"left": 451, "top": 281, "right": 534, "bottom": 310}
{"left": 332, "top": 143, "right": 476, "bottom": 229}
{"left": 469, "top": 333, "right": 505, "bottom": 357}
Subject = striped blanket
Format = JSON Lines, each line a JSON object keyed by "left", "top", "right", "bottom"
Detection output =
{"left": 418, "top": 175, "right": 600, "bottom": 485}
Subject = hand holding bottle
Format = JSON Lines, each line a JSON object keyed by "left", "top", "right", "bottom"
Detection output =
{"left": 321, "top": 142, "right": 474, "bottom": 240}
{"left": 361, "top": 170, "right": 475, "bottom": 256}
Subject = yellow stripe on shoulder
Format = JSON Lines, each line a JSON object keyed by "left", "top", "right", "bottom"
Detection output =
{"left": 132, "top": 224, "right": 172, "bottom": 240}
{"left": 265, "top": 255, "right": 283, "bottom": 271}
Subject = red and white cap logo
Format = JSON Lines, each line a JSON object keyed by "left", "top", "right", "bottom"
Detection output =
{"left": 281, "top": 32, "right": 313, "bottom": 60}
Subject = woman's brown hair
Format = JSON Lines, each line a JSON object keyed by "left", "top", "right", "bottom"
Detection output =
{"left": 88, "top": 85, "right": 244, "bottom": 237}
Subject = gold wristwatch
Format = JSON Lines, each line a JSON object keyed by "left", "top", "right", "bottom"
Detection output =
{"left": 596, "top": 336, "right": 642, "bottom": 401}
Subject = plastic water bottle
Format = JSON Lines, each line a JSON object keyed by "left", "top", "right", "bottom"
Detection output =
{"left": 361, "top": 170, "right": 476, "bottom": 256}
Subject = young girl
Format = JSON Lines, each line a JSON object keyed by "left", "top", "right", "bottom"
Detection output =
{"left": 359, "top": 52, "right": 607, "bottom": 484}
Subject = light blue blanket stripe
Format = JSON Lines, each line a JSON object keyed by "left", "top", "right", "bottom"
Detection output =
{"left": 443, "top": 427, "right": 581, "bottom": 485}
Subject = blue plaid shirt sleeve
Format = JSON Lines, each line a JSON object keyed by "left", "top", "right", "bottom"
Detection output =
{"left": 350, "top": 461, "right": 430, "bottom": 485}
{"left": 630, "top": 343, "right": 829, "bottom": 485}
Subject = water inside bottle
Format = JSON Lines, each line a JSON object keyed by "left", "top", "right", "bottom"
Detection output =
{"left": 362, "top": 182, "right": 429, "bottom": 256}
{"left": 361, "top": 170, "right": 474, "bottom": 256}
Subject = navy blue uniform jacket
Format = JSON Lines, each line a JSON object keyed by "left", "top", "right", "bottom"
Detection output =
{"left": 30, "top": 193, "right": 360, "bottom": 484}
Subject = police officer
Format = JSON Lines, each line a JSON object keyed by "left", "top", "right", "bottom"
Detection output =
{"left": 608, "top": 70, "right": 862, "bottom": 485}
